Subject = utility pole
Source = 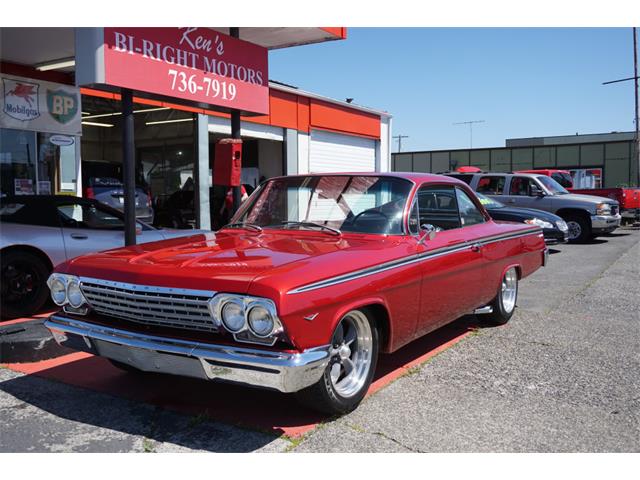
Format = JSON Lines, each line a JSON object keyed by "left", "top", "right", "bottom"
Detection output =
{"left": 602, "top": 27, "right": 640, "bottom": 187}
{"left": 453, "top": 120, "right": 485, "bottom": 149}
{"left": 393, "top": 134, "right": 409, "bottom": 153}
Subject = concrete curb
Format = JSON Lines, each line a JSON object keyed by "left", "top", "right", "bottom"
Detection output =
{"left": 0, "top": 319, "right": 72, "bottom": 364}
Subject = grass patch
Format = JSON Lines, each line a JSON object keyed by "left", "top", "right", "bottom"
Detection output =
{"left": 142, "top": 438, "right": 155, "bottom": 453}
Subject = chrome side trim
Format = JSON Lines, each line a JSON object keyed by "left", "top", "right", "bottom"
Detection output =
{"left": 45, "top": 315, "right": 331, "bottom": 393}
{"left": 288, "top": 228, "right": 541, "bottom": 295}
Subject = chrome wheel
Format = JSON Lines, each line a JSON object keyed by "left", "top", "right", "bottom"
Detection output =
{"left": 501, "top": 268, "right": 518, "bottom": 314}
{"left": 328, "top": 310, "right": 374, "bottom": 398}
{"left": 567, "top": 220, "right": 581, "bottom": 241}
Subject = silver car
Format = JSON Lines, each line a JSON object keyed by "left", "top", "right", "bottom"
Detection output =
{"left": 0, "top": 195, "right": 208, "bottom": 319}
{"left": 446, "top": 172, "right": 621, "bottom": 243}
{"left": 86, "top": 177, "right": 154, "bottom": 224}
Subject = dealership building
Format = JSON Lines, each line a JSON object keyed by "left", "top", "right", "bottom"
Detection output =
{"left": 0, "top": 27, "right": 391, "bottom": 231}
{"left": 392, "top": 131, "right": 638, "bottom": 189}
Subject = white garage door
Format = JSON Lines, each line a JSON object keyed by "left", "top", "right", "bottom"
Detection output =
{"left": 309, "top": 129, "right": 376, "bottom": 173}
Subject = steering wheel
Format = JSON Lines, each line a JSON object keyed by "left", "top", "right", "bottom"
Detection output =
{"left": 351, "top": 209, "right": 390, "bottom": 228}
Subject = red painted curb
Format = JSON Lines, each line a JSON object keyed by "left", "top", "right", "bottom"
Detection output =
{"left": 0, "top": 311, "right": 55, "bottom": 327}
{"left": 3, "top": 319, "right": 474, "bottom": 439}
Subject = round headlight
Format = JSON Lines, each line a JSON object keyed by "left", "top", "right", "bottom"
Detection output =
{"left": 67, "top": 280, "right": 85, "bottom": 308}
{"left": 221, "top": 301, "right": 245, "bottom": 333}
{"left": 50, "top": 277, "right": 67, "bottom": 305}
{"left": 525, "top": 218, "right": 553, "bottom": 229}
{"left": 248, "top": 306, "right": 274, "bottom": 337}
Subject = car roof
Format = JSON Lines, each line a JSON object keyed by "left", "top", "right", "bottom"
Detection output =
{"left": 448, "top": 171, "right": 543, "bottom": 179}
{"left": 269, "top": 171, "right": 468, "bottom": 186}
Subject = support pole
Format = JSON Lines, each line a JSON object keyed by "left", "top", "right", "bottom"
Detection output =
{"left": 633, "top": 27, "right": 639, "bottom": 187}
{"left": 230, "top": 27, "right": 242, "bottom": 214}
{"left": 121, "top": 88, "right": 136, "bottom": 246}
{"left": 195, "top": 113, "right": 211, "bottom": 230}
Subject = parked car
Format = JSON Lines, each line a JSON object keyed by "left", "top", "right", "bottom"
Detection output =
{"left": 85, "top": 177, "right": 154, "bottom": 224}
{"left": 44, "top": 173, "right": 547, "bottom": 414}
{"left": 474, "top": 192, "right": 568, "bottom": 245}
{"left": 154, "top": 184, "right": 256, "bottom": 230}
{"left": 516, "top": 169, "right": 574, "bottom": 188}
{"left": 0, "top": 195, "right": 206, "bottom": 319}
{"left": 446, "top": 172, "right": 621, "bottom": 243}
{"left": 517, "top": 169, "right": 640, "bottom": 225}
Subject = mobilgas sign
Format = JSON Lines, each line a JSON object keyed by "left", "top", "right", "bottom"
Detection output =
{"left": 76, "top": 28, "right": 269, "bottom": 115}
{"left": 0, "top": 75, "right": 82, "bottom": 136}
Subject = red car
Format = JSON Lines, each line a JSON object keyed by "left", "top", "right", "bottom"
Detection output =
{"left": 45, "top": 173, "right": 547, "bottom": 414}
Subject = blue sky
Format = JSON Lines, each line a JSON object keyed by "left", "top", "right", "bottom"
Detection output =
{"left": 269, "top": 28, "right": 636, "bottom": 152}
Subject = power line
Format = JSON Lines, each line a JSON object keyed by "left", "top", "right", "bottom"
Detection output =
{"left": 453, "top": 120, "right": 485, "bottom": 148}
{"left": 393, "top": 134, "right": 409, "bottom": 153}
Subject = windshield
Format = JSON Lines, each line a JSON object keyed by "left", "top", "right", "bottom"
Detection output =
{"left": 537, "top": 175, "right": 569, "bottom": 195}
{"left": 475, "top": 192, "right": 505, "bottom": 209}
{"left": 234, "top": 175, "right": 413, "bottom": 234}
{"left": 551, "top": 172, "right": 573, "bottom": 188}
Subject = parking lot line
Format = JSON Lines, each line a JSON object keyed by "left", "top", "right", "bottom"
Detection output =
{"left": 2, "top": 317, "right": 474, "bottom": 439}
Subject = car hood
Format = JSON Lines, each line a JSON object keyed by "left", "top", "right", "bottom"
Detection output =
{"left": 158, "top": 228, "right": 210, "bottom": 240}
{"left": 552, "top": 193, "right": 619, "bottom": 205}
{"left": 58, "top": 230, "right": 413, "bottom": 295}
{"left": 488, "top": 206, "right": 562, "bottom": 223}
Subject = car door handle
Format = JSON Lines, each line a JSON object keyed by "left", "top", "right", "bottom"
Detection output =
{"left": 70, "top": 233, "right": 88, "bottom": 240}
{"left": 508, "top": 199, "right": 516, "bottom": 203}
{"left": 470, "top": 243, "right": 482, "bottom": 252}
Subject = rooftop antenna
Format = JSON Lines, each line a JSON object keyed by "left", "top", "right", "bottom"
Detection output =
{"left": 453, "top": 120, "right": 485, "bottom": 148}
{"left": 393, "top": 134, "right": 409, "bottom": 153}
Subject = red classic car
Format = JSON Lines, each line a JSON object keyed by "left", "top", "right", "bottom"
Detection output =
{"left": 45, "top": 173, "right": 547, "bottom": 413}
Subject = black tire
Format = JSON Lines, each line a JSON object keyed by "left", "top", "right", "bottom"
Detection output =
{"left": 564, "top": 214, "right": 591, "bottom": 243}
{"left": 108, "top": 359, "right": 145, "bottom": 374}
{"left": 296, "top": 309, "right": 379, "bottom": 415}
{"left": 482, "top": 268, "right": 519, "bottom": 326}
{"left": 0, "top": 249, "right": 50, "bottom": 319}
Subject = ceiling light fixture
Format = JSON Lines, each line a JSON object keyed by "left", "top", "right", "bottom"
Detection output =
{"left": 82, "top": 121, "right": 114, "bottom": 128}
{"left": 145, "top": 118, "right": 194, "bottom": 126}
{"left": 82, "top": 107, "right": 172, "bottom": 120}
{"left": 35, "top": 57, "right": 76, "bottom": 71}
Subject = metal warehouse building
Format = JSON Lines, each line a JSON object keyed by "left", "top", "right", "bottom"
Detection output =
{"left": 392, "top": 131, "right": 638, "bottom": 188}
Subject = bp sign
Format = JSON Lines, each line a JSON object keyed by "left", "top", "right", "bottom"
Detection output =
{"left": 47, "top": 89, "right": 79, "bottom": 125}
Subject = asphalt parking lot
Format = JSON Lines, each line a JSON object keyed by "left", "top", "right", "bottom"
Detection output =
{"left": 1, "top": 228, "right": 638, "bottom": 452}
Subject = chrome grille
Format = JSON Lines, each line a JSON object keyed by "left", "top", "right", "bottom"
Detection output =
{"left": 79, "top": 277, "right": 218, "bottom": 332}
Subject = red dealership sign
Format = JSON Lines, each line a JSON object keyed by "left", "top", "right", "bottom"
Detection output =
{"left": 82, "top": 28, "right": 269, "bottom": 115}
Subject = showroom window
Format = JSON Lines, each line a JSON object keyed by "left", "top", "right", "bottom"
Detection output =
{"left": 0, "top": 128, "right": 77, "bottom": 197}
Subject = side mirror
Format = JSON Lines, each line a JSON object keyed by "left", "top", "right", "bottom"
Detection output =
{"left": 529, "top": 184, "right": 545, "bottom": 197}
{"left": 418, "top": 224, "right": 437, "bottom": 245}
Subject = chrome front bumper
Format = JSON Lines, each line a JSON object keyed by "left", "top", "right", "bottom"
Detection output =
{"left": 45, "top": 315, "right": 330, "bottom": 393}
{"left": 591, "top": 214, "right": 621, "bottom": 231}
